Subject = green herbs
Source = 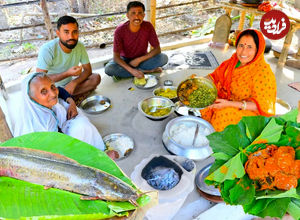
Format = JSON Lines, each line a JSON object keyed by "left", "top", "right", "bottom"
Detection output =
{"left": 188, "top": 85, "right": 216, "bottom": 108}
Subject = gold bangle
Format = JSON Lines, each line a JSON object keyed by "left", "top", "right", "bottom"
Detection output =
{"left": 242, "top": 101, "right": 247, "bottom": 110}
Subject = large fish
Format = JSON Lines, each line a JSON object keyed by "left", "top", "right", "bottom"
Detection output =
{"left": 0, "top": 147, "right": 140, "bottom": 205}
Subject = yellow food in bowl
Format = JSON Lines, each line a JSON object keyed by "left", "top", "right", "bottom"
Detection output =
{"left": 144, "top": 106, "right": 171, "bottom": 117}
{"left": 134, "top": 77, "right": 146, "bottom": 86}
{"left": 154, "top": 88, "right": 177, "bottom": 99}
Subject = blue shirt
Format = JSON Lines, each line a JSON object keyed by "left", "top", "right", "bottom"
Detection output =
{"left": 37, "top": 38, "right": 89, "bottom": 86}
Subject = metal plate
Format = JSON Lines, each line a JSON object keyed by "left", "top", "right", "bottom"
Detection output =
{"left": 174, "top": 101, "right": 201, "bottom": 117}
{"left": 195, "top": 163, "right": 221, "bottom": 196}
{"left": 275, "top": 98, "right": 291, "bottom": 116}
{"left": 134, "top": 74, "right": 158, "bottom": 89}
{"left": 103, "top": 133, "right": 134, "bottom": 161}
{"left": 80, "top": 95, "right": 111, "bottom": 114}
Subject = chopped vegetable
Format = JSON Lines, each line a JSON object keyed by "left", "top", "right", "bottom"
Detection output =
{"left": 154, "top": 88, "right": 177, "bottom": 99}
{"left": 134, "top": 77, "right": 146, "bottom": 86}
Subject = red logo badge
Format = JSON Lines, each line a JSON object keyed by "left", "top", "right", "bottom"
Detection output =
{"left": 260, "top": 10, "right": 290, "bottom": 40}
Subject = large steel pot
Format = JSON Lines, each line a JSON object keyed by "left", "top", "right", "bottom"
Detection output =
{"left": 162, "top": 116, "right": 215, "bottom": 160}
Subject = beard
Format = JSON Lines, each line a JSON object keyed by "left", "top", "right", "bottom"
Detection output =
{"left": 60, "top": 39, "right": 78, "bottom": 49}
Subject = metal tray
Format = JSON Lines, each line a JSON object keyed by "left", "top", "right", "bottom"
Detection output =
{"left": 174, "top": 101, "right": 201, "bottom": 117}
{"left": 195, "top": 163, "right": 221, "bottom": 196}
{"left": 134, "top": 74, "right": 158, "bottom": 89}
{"left": 103, "top": 133, "right": 134, "bottom": 161}
{"left": 80, "top": 95, "right": 111, "bottom": 114}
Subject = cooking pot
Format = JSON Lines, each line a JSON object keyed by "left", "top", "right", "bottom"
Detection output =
{"left": 162, "top": 116, "right": 214, "bottom": 160}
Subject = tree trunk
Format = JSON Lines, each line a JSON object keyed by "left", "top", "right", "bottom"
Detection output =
{"left": 40, "top": 0, "right": 54, "bottom": 39}
{"left": 66, "top": 0, "right": 89, "bottom": 13}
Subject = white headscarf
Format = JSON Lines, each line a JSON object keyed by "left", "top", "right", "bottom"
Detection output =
{"left": 13, "top": 73, "right": 105, "bottom": 151}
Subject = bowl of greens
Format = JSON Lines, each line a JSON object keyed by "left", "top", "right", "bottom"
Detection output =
{"left": 177, "top": 77, "right": 217, "bottom": 109}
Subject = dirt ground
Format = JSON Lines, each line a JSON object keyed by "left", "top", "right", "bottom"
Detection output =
{"left": 0, "top": 0, "right": 298, "bottom": 86}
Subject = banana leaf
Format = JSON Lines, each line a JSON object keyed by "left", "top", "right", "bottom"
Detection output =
{"left": 0, "top": 132, "right": 150, "bottom": 219}
{"left": 205, "top": 109, "right": 300, "bottom": 219}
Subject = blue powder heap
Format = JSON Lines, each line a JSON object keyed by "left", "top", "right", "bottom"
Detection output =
{"left": 146, "top": 166, "right": 180, "bottom": 190}
{"left": 181, "top": 159, "right": 195, "bottom": 172}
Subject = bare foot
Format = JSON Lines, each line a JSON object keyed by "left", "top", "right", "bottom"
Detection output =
{"left": 143, "top": 67, "right": 163, "bottom": 74}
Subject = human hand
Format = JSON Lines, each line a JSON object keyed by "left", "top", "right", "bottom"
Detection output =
{"left": 129, "top": 58, "right": 141, "bottom": 67}
{"left": 106, "top": 150, "right": 120, "bottom": 160}
{"left": 131, "top": 69, "right": 144, "bottom": 79}
{"left": 209, "top": 99, "right": 231, "bottom": 109}
{"left": 64, "top": 81, "right": 77, "bottom": 95}
{"left": 66, "top": 98, "right": 78, "bottom": 120}
{"left": 67, "top": 65, "right": 82, "bottom": 77}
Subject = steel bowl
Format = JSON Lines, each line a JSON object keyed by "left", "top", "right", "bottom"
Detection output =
{"left": 138, "top": 96, "right": 175, "bottom": 120}
{"left": 153, "top": 86, "right": 178, "bottom": 102}
{"left": 177, "top": 77, "right": 217, "bottom": 109}
{"left": 162, "top": 116, "right": 215, "bottom": 160}
{"left": 80, "top": 95, "right": 111, "bottom": 114}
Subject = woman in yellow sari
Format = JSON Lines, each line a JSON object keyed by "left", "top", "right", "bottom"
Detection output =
{"left": 201, "top": 29, "right": 276, "bottom": 132}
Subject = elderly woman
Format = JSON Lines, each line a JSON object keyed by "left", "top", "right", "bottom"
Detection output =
{"left": 201, "top": 29, "right": 277, "bottom": 132}
{"left": 13, "top": 72, "right": 106, "bottom": 151}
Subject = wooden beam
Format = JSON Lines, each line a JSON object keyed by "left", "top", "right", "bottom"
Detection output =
{"left": 40, "top": 0, "right": 54, "bottom": 39}
{"left": 0, "top": 105, "right": 13, "bottom": 143}
{"left": 150, "top": 0, "right": 156, "bottom": 28}
{"left": 0, "top": 0, "right": 58, "bottom": 8}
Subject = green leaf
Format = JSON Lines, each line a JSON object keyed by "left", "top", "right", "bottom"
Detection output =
{"left": 296, "top": 147, "right": 300, "bottom": 160}
{"left": 211, "top": 152, "right": 231, "bottom": 161}
{"left": 229, "top": 175, "right": 255, "bottom": 205}
{"left": 243, "top": 198, "right": 272, "bottom": 215}
{"left": 207, "top": 121, "right": 250, "bottom": 156}
{"left": 251, "top": 118, "right": 283, "bottom": 144}
{"left": 242, "top": 116, "right": 271, "bottom": 142}
{"left": 287, "top": 199, "right": 300, "bottom": 220}
{"left": 256, "top": 188, "right": 300, "bottom": 200}
{"left": 0, "top": 132, "right": 150, "bottom": 219}
{"left": 220, "top": 179, "right": 238, "bottom": 204}
{"left": 257, "top": 198, "right": 290, "bottom": 218}
{"left": 206, "top": 153, "right": 245, "bottom": 183}
{"left": 279, "top": 109, "right": 298, "bottom": 122}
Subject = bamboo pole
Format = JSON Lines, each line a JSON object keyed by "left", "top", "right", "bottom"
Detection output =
{"left": 278, "top": 23, "right": 297, "bottom": 67}
{"left": 40, "top": 0, "right": 54, "bottom": 40}
{"left": 150, "top": 0, "right": 156, "bottom": 28}
{"left": 0, "top": 105, "right": 13, "bottom": 143}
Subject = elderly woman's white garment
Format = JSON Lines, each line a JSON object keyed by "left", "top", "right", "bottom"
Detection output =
{"left": 13, "top": 73, "right": 105, "bottom": 151}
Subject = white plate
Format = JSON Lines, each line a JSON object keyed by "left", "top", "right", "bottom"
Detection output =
{"left": 103, "top": 133, "right": 134, "bottom": 161}
{"left": 134, "top": 74, "right": 158, "bottom": 89}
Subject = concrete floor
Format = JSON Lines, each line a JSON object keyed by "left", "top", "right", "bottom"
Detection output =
{"left": 1, "top": 43, "right": 300, "bottom": 220}
{"left": 87, "top": 43, "right": 300, "bottom": 219}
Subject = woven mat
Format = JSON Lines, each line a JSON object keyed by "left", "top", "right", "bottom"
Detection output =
{"left": 166, "top": 50, "right": 219, "bottom": 70}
